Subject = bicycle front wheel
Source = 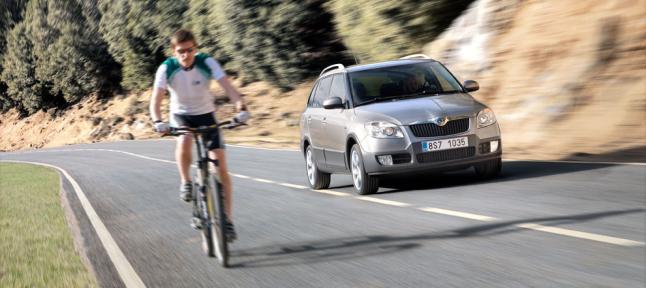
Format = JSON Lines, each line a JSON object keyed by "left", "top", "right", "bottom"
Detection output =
{"left": 207, "top": 175, "right": 229, "bottom": 267}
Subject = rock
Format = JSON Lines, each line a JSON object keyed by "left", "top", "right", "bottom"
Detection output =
{"left": 91, "top": 117, "right": 102, "bottom": 126}
{"left": 90, "top": 123, "right": 111, "bottom": 138}
{"left": 258, "top": 131, "right": 272, "bottom": 136}
{"left": 120, "top": 133, "right": 135, "bottom": 140}
{"left": 134, "top": 120, "right": 148, "bottom": 130}
{"left": 111, "top": 116, "right": 125, "bottom": 126}
{"left": 285, "top": 119, "right": 300, "bottom": 127}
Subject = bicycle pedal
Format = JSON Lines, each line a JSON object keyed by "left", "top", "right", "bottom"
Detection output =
{"left": 191, "top": 217, "right": 203, "bottom": 230}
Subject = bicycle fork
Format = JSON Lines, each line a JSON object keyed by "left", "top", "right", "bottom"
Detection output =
{"left": 191, "top": 159, "right": 211, "bottom": 230}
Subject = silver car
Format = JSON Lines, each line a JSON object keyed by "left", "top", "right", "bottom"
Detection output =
{"left": 300, "top": 55, "right": 502, "bottom": 194}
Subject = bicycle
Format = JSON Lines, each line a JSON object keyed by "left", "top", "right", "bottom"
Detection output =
{"left": 166, "top": 121, "right": 242, "bottom": 267}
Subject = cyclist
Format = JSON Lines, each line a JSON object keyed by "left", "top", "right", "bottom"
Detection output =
{"left": 149, "top": 29, "right": 248, "bottom": 240}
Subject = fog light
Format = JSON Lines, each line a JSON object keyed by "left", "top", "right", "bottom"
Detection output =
{"left": 377, "top": 155, "right": 393, "bottom": 166}
{"left": 490, "top": 140, "right": 499, "bottom": 153}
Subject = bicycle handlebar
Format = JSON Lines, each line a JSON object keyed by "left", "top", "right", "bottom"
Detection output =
{"left": 163, "top": 120, "right": 246, "bottom": 136}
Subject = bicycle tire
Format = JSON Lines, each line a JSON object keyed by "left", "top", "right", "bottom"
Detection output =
{"left": 208, "top": 175, "right": 229, "bottom": 267}
{"left": 199, "top": 181, "right": 215, "bottom": 258}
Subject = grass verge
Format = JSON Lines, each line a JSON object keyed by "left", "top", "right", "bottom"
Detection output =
{"left": 0, "top": 163, "right": 97, "bottom": 287}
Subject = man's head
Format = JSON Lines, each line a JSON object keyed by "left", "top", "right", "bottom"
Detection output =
{"left": 171, "top": 29, "right": 198, "bottom": 68}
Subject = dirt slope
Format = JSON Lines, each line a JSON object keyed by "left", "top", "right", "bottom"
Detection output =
{"left": 425, "top": 0, "right": 646, "bottom": 161}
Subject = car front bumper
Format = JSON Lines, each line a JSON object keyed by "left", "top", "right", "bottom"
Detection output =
{"left": 360, "top": 122, "right": 502, "bottom": 175}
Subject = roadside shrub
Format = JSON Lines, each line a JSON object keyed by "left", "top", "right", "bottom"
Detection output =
{"left": 219, "top": 0, "right": 350, "bottom": 90}
{"left": 98, "top": 0, "right": 188, "bottom": 91}
{"left": 328, "top": 0, "right": 473, "bottom": 62}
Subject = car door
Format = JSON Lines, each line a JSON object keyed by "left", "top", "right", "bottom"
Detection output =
{"left": 323, "top": 74, "right": 352, "bottom": 171}
{"left": 307, "top": 76, "right": 333, "bottom": 166}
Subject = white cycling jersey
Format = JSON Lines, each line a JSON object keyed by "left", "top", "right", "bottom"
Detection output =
{"left": 154, "top": 54, "right": 226, "bottom": 115}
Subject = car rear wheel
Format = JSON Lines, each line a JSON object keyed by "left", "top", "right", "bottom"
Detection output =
{"left": 305, "top": 146, "right": 330, "bottom": 189}
{"left": 350, "top": 144, "right": 379, "bottom": 195}
{"left": 474, "top": 157, "right": 502, "bottom": 179}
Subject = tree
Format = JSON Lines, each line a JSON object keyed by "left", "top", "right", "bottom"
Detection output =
{"left": 184, "top": 0, "right": 231, "bottom": 68}
{"left": 0, "top": 0, "right": 29, "bottom": 111}
{"left": 219, "top": 0, "right": 350, "bottom": 90}
{"left": 28, "top": 0, "right": 117, "bottom": 104}
{"left": 0, "top": 21, "right": 55, "bottom": 114}
{"left": 98, "top": 0, "right": 188, "bottom": 91}
{"left": 328, "top": 0, "right": 473, "bottom": 62}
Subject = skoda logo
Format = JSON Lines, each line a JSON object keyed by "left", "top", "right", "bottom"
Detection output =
{"left": 432, "top": 116, "right": 449, "bottom": 126}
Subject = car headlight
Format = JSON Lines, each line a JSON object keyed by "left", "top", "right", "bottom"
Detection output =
{"left": 365, "top": 121, "right": 404, "bottom": 138}
{"left": 477, "top": 108, "right": 497, "bottom": 128}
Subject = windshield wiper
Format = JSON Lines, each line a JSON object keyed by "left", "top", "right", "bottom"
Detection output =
{"left": 358, "top": 95, "right": 407, "bottom": 106}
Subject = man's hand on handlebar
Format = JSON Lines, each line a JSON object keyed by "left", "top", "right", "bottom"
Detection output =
{"left": 153, "top": 121, "right": 170, "bottom": 134}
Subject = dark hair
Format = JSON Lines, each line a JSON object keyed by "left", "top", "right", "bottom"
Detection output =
{"left": 171, "top": 29, "right": 198, "bottom": 48}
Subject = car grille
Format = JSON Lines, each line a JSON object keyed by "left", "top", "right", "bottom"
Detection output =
{"left": 409, "top": 118, "right": 470, "bottom": 137}
{"left": 416, "top": 147, "right": 476, "bottom": 163}
{"left": 392, "top": 153, "right": 412, "bottom": 164}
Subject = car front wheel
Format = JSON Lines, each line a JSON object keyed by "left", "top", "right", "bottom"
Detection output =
{"left": 350, "top": 144, "right": 379, "bottom": 195}
{"left": 305, "top": 146, "right": 330, "bottom": 189}
{"left": 474, "top": 157, "right": 502, "bottom": 179}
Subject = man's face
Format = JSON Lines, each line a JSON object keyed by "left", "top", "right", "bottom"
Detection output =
{"left": 173, "top": 41, "right": 197, "bottom": 67}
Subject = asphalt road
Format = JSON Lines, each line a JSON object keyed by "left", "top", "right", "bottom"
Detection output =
{"left": 1, "top": 139, "right": 645, "bottom": 288}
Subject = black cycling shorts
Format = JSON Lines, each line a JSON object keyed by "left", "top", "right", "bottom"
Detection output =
{"left": 171, "top": 112, "right": 224, "bottom": 150}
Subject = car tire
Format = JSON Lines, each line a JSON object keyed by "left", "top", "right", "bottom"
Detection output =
{"left": 350, "top": 144, "right": 379, "bottom": 195}
{"left": 474, "top": 157, "right": 502, "bottom": 179}
{"left": 305, "top": 146, "right": 330, "bottom": 189}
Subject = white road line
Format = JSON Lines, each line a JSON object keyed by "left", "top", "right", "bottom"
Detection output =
{"left": 225, "top": 144, "right": 300, "bottom": 152}
{"left": 279, "top": 183, "right": 308, "bottom": 189}
{"left": 230, "top": 173, "right": 250, "bottom": 179}
{"left": 515, "top": 223, "right": 645, "bottom": 247}
{"left": 1, "top": 160, "right": 146, "bottom": 288}
{"left": 418, "top": 207, "right": 497, "bottom": 221}
{"left": 313, "top": 189, "right": 351, "bottom": 197}
{"left": 253, "top": 178, "right": 276, "bottom": 184}
{"left": 503, "top": 158, "right": 646, "bottom": 166}
{"left": 356, "top": 197, "right": 412, "bottom": 207}
{"left": 7, "top": 148, "right": 645, "bottom": 246}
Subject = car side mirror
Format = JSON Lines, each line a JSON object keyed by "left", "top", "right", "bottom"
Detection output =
{"left": 463, "top": 80, "right": 479, "bottom": 92}
{"left": 323, "top": 97, "right": 345, "bottom": 109}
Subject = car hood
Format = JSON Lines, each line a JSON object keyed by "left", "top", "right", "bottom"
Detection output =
{"left": 354, "top": 93, "right": 486, "bottom": 125}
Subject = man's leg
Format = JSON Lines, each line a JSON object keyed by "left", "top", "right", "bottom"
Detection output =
{"left": 176, "top": 134, "right": 193, "bottom": 201}
{"left": 208, "top": 149, "right": 232, "bottom": 220}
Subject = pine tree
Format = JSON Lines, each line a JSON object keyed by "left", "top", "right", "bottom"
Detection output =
{"left": 98, "top": 0, "right": 188, "bottom": 91}
{"left": 28, "top": 0, "right": 115, "bottom": 104}
{"left": 184, "top": 0, "right": 231, "bottom": 68}
{"left": 219, "top": 0, "right": 349, "bottom": 90}
{"left": 0, "top": 21, "right": 54, "bottom": 114}
{"left": 0, "top": 0, "right": 29, "bottom": 111}
{"left": 329, "top": 0, "right": 473, "bottom": 62}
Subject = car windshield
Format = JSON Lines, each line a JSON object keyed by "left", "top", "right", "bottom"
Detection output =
{"left": 349, "top": 62, "right": 463, "bottom": 106}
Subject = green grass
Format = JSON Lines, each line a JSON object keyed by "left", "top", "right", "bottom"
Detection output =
{"left": 0, "top": 163, "right": 97, "bottom": 287}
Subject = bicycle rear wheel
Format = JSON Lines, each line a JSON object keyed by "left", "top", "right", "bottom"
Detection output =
{"left": 207, "top": 176, "right": 229, "bottom": 267}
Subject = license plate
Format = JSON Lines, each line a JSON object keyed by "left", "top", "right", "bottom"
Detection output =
{"left": 422, "top": 137, "right": 469, "bottom": 152}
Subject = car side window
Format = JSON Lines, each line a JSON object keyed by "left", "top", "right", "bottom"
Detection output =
{"left": 307, "top": 81, "right": 319, "bottom": 108}
{"left": 330, "top": 74, "right": 347, "bottom": 102}
{"left": 313, "top": 76, "right": 333, "bottom": 108}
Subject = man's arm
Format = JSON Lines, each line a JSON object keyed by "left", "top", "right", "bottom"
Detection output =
{"left": 217, "top": 76, "right": 245, "bottom": 111}
{"left": 149, "top": 88, "right": 167, "bottom": 122}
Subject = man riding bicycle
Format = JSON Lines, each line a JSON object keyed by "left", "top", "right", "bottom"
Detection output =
{"left": 149, "top": 29, "right": 248, "bottom": 240}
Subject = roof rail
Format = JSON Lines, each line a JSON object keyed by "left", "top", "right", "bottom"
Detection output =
{"left": 400, "top": 54, "right": 431, "bottom": 60}
{"left": 320, "top": 64, "right": 346, "bottom": 76}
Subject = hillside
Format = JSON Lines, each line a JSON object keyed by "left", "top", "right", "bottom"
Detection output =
{"left": 1, "top": 0, "right": 644, "bottom": 162}
{"left": 425, "top": 0, "right": 646, "bottom": 161}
